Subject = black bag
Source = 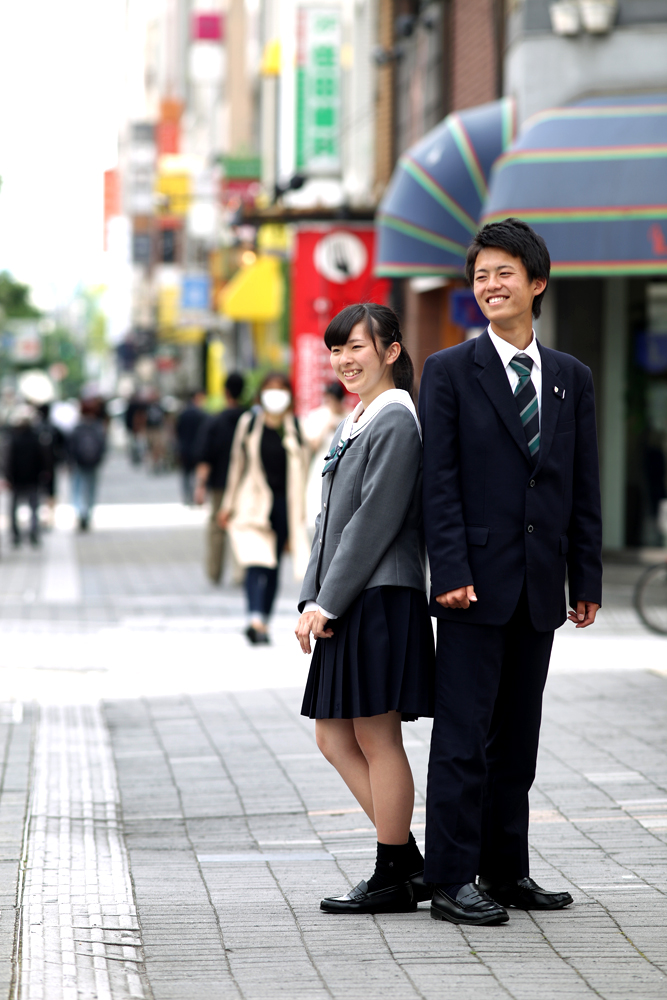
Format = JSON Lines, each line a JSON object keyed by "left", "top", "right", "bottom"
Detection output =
{"left": 71, "top": 422, "right": 105, "bottom": 468}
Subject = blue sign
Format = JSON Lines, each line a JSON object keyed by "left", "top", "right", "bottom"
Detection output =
{"left": 181, "top": 275, "right": 211, "bottom": 311}
{"left": 450, "top": 289, "right": 486, "bottom": 328}
{"left": 635, "top": 331, "right": 667, "bottom": 374}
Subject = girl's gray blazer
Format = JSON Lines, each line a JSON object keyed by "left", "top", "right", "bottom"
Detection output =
{"left": 298, "top": 403, "right": 427, "bottom": 619}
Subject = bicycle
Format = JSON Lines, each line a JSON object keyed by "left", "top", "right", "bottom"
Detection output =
{"left": 633, "top": 558, "right": 667, "bottom": 635}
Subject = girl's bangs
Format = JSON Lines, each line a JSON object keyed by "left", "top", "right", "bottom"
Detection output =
{"left": 324, "top": 304, "right": 373, "bottom": 349}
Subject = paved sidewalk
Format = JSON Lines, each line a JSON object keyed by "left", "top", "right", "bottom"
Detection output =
{"left": 0, "top": 453, "right": 664, "bottom": 999}
{"left": 101, "top": 674, "right": 667, "bottom": 1000}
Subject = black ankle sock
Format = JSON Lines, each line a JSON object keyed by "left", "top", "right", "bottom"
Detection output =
{"left": 366, "top": 841, "right": 414, "bottom": 893}
{"left": 406, "top": 831, "right": 424, "bottom": 873}
{"left": 438, "top": 882, "right": 466, "bottom": 899}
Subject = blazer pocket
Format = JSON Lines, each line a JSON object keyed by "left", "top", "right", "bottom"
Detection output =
{"left": 560, "top": 534, "right": 569, "bottom": 555}
{"left": 466, "top": 525, "right": 489, "bottom": 547}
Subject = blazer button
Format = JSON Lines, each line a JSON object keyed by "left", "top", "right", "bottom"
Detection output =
{"left": 527, "top": 524, "right": 534, "bottom": 533}
{"left": 323, "top": 502, "right": 327, "bottom": 509}
{"left": 529, "top": 479, "right": 536, "bottom": 487}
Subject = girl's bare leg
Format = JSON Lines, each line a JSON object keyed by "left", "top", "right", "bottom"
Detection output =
{"left": 316, "top": 712, "right": 415, "bottom": 844}
{"left": 353, "top": 711, "right": 414, "bottom": 844}
{"left": 315, "top": 718, "right": 375, "bottom": 822}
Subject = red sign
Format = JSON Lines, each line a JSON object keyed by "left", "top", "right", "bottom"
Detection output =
{"left": 156, "top": 99, "right": 182, "bottom": 157}
{"left": 192, "top": 13, "right": 224, "bottom": 40}
{"left": 291, "top": 226, "right": 390, "bottom": 416}
{"left": 103, "top": 169, "right": 120, "bottom": 250}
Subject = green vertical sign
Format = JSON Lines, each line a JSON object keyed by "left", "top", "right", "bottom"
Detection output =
{"left": 295, "top": 7, "right": 341, "bottom": 175}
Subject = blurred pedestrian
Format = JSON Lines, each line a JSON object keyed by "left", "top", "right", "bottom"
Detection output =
{"left": 36, "top": 403, "right": 67, "bottom": 528}
{"left": 70, "top": 400, "right": 107, "bottom": 532}
{"left": 6, "top": 404, "right": 45, "bottom": 547}
{"left": 301, "top": 381, "right": 347, "bottom": 532}
{"left": 175, "top": 390, "right": 207, "bottom": 504}
{"left": 124, "top": 393, "right": 148, "bottom": 465}
{"left": 220, "top": 372, "right": 310, "bottom": 644}
{"left": 145, "top": 393, "right": 166, "bottom": 472}
{"left": 193, "top": 373, "right": 245, "bottom": 583}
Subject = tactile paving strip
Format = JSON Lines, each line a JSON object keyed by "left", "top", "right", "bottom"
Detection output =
{"left": 14, "top": 704, "right": 146, "bottom": 1000}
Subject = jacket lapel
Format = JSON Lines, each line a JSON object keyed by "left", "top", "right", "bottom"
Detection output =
{"left": 474, "top": 331, "right": 532, "bottom": 465}
{"left": 533, "top": 344, "right": 564, "bottom": 475}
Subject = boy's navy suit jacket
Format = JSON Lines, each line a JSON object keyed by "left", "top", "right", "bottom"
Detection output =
{"left": 418, "top": 330, "right": 603, "bottom": 632}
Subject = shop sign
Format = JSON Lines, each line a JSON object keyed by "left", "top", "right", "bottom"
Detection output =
{"left": 8, "top": 321, "right": 42, "bottom": 363}
{"left": 295, "top": 7, "right": 341, "bottom": 176}
{"left": 181, "top": 275, "right": 211, "bottom": 311}
{"left": 128, "top": 123, "right": 156, "bottom": 215}
{"left": 192, "top": 13, "right": 224, "bottom": 40}
{"left": 291, "top": 226, "right": 390, "bottom": 416}
{"left": 450, "top": 289, "right": 486, "bottom": 328}
{"left": 636, "top": 332, "right": 667, "bottom": 375}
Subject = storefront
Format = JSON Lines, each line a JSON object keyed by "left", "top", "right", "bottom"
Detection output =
{"left": 376, "top": 94, "right": 667, "bottom": 550}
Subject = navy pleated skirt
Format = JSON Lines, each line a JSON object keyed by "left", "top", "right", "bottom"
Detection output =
{"left": 301, "top": 586, "right": 435, "bottom": 721}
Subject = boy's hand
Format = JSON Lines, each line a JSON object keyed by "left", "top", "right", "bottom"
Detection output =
{"left": 567, "top": 601, "right": 600, "bottom": 628}
{"left": 435, "top": 585, "right": 478, "bottom": 610}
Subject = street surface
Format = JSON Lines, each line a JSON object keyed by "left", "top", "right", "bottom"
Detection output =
{"left": 0, "top": 452, "right": 665, "bottom": 999}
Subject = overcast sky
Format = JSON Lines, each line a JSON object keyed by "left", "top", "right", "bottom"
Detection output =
{"left": 0, "top": 0, "right": 125, "bottom": 310}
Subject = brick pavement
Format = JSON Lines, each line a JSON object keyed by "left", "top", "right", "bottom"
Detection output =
{"left": 101, "top": 674, "right": 667, "bottom": 1000}
{"left": 0, "top": 452, "right": 663, "bottom": 998}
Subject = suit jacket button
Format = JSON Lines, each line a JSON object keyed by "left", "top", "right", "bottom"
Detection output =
{"left": 529, "top": 479, "right": 536, "bottom": 487}
{"left": 527, "top": 524, "right": 534, "bottom": 533}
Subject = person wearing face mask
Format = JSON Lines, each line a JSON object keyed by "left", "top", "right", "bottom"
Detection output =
{"left": 219, "top": 372, "right": 310, "bottom": 644}
{"left": 294, "top": 303, "right": 435, "bottom": 915}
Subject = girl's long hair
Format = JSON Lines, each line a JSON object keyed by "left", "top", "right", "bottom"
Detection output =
{"left": 323, "top": 303, "right": 415, "bottom": 398}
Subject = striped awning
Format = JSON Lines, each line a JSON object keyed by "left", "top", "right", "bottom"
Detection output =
{"left": 482, "top": 95, "right": 667, "bottom": 276}
{"left": 375, "top": 98, "right": 516, "bottom": 277}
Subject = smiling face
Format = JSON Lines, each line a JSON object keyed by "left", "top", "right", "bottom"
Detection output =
{"left": 473, "top": 248, "right": 547, "bottom": 331}
{"left": 329, "top": 320, "right": 400, "bottom": 406}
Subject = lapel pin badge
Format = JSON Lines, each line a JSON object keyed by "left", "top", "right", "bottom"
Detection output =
{"left": 554, "top": 385, "right": 565, "bottom": 399}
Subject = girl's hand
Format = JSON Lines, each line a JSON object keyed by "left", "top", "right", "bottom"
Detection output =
{"left": 295, "top": 612, "right": 316, "bottom": 654}
{"left": 311, "top": 611, "right": 334, "bottom": 641}
{"left": 295, "top": 611, "right": 334, "bottom": 653}
{"left": 216, "top": 509, "right": 230, "bottom": 529}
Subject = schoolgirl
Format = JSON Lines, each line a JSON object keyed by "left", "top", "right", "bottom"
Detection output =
{"left": 295, "top": 303, "right": 435, "bottom": 914}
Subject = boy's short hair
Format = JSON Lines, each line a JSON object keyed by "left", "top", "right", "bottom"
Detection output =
{"left": 465, "top": 218, "right": 551, "bottom": 319}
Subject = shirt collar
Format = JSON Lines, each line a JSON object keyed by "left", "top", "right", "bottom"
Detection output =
{"left": 487, "top": 325, "right": 541, "bottom": 371}
{"left": 343, "top": 389, "right": 421, "bottom": 440}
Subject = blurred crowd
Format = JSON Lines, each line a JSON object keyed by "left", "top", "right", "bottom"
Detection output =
{"left": 0, "top": 374, "right": 350, "bottom": 644}
{"left": 0, "top": 396, "right": 107, "bottom": 546}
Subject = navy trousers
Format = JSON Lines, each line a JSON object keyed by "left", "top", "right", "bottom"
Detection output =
{"left": 424, "top": 587, "right": 554, "bottom": 884}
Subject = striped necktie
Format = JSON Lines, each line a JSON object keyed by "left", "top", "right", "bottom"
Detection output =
{"left": 509, "top": 353, "right": 540, "bottom": 460}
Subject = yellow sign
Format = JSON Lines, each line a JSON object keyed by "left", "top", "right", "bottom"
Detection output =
{"left": 158, "top": 286, "right": 179, "bottom": 327}
{"left": 219, "top": 255, "right": 284, "bottom": 321}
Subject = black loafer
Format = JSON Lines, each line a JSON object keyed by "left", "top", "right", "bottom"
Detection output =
{"left": 408, "top": 871, "right": 433, "bottom": 902}
{"left": 431, "top": 883, "right": 509, "bottom": 925}
{"left": 478, "top": 876, "right": 573, "bottom": 910}
{"left": 321, "top": 879, "right": 417, "bottom": 914}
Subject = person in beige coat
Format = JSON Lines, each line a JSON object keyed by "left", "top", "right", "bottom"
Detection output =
{"left": 220, "top": 372, "right": 310, "bottom": 644}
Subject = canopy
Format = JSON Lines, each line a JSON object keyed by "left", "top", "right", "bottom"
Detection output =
{"left": 375, "top": 98, "right": 516, "bottom": 277}
{"left": 482, "top": 95, "right": 667, "bottom": 276}
{"left": 219, "top": 255, "right": 284, "bottom": 321}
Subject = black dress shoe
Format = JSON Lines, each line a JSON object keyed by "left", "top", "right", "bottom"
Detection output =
{"left": 321, "top": 879, "right": 417, "bottom": 914}
{"left": 245, "top": 626, "right": 270, "bottom": 645}
{"left": 408, "top": 871, "right": 433, "bottom": 902}
{"left": 478, "top": 876, "right": 573, "bottom": 910}
{"left": 431, "top": 883, "right": 509, "bottom": 926}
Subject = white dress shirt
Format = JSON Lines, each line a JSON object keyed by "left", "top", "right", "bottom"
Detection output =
{"left": 487, "top": 325, "right": 542, "bottom": 424}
